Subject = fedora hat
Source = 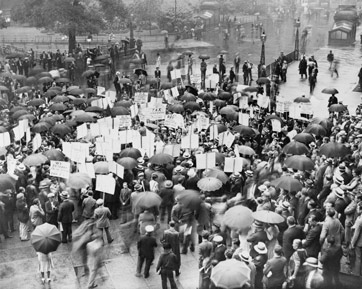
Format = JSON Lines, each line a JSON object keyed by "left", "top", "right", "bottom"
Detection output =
{"left": 258, "top": 184, "right": 267, "bottom": 192}
{"left": 164, "top": 180, "right": 173, "bottom": 189}
{"left": 254, "top": 242, "right": 267, "bottom": 254}
{"left": 239, "top": 251, "right": 251, "bottom": 263}
{"left": 338, "top": 164, "right": 346, "bottom": 172}
{"left": 334, "top": 187, "right": 344, "bottom": 198}
{"left": 303, "top": 257, "right": 318, "bottom": 267}
{"left": 213, "top": 235, "right": 223, "bottom": 243}
{"left": 281, "top": 201, "right": 290, "bottom": 210}
{"left": 254, "top": 220, "right": 264, "bottom": 228}
{"left": 96, "top": 198, "right": 104, "bottom": 205}
{"left": 245, "top": 170, "right": 253, "bottom": 177}
{"left": 145, "top": 225, "right": 154, "bottom": 233}
{"left": 134, "top": 184, "right": 143, "bottom": 191}
{"left": 60, "top": 191, "right": 69, "bottom": 198}
{"left": 333, "top": 175, "right": 344, "bottom": 185}
{"left": 16, "top": 163, "right": 26, "bottom": 172}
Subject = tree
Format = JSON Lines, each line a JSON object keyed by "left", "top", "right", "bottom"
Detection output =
{"left": 130, "top": 0, "right": 162, "bottom": 34}
{"left": 11, "top": 0, "right": 105, "bottom": 53}
{"left": 98, "top": 0, "right": 128, "bottom": 24}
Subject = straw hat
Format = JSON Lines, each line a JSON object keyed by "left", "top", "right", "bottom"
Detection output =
{"left": 303, "top": 257, "right": 318, "bottom": 267}
{"left": 164, "top": 180, "right": 173, "bottom": 189}
{"left": 145, "top": 225, "right": 154, "bottom": 233}
{"left": 213, "top": 235, "right": 223, "bottom": 243}
{"left": 254, "top": 242, "right": 267, "bottom": 254}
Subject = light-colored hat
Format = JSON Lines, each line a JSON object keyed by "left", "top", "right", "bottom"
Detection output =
{"left": 60, "top": 191, "right": 69, "bottom": 198}
{"left": 183, "top": 151, "right": 191, "bottom": 159}
{"left": 254, "top": 242, "right": 267, "bottom": 254}
{"left": 339, "top": 164, "right": 346, "bottom": 172}
{"left": 134, "top": 184, "right": 143, "bottom": 191}
{"left": 333, "top": 175, "right": 344, "bottom": 185}
{"left": 96, "top": 198, "right": 104, "bottom": 205}
{"left": 16, "top": 193, "right": 24, "bottom": 199}
{"left": 258, "top": 185, "right": 267, "bottom": 192}
{"left": 164, "top": 180, "right": 173, "bottom": 188}
{"left": 303, "top": 257, "right": 318, "bottom": 267}
{"left": 281, "top": 201, "right": 290, "bottom": 210}
{"left": 137, "top": 157, "right": 144, "bottom": 164}
{"left": 47, "top": 193, "right": 55, "bottom": 198}
{"left": 213, "top": 235, "right": 223, "bottom": 243}
{"left": 239, "top": 251, "right": 251, "bottom": 262}
{"left": 245, "top": 170, "right": 253, "bottom": 177}
{"left": 174, "top": 166, "right": 183, "bottom": 173}
{"left": 16, "top": 163, "right": 26, "bottom": 172}
{"left": 145, "top": 225, "right": 154, "bottom": 233}
{"left": 334, "top": 187, "right": 344, "bottom": 198}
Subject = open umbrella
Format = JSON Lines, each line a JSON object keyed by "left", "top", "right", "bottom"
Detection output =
{"left": 214, "top": 99, "right": 226, "bottom": 108}
{"left": 223, "top": 205, "right": 254, "bottom": 230}
{"left": 329, "top": 103, "right": 348, "bottom": 113}
{"left": 219, "top": 50, "right": 228, "bottom": 55}
{"left": 197, "top": 177, "right": 223, "bottom": 192}
{"left": 115, "top": 100, "right": 133, "bottom": 108}
{"left": 119, "top": 148, "right": 142, "bottom": 160}
{"left": 304, "top": 124, "right": 327, "bottom": 136}
{"left": 0, "top": 174, "right": 16, "bottom": 192}
{"left": 285, "top": 155, "right": 314, "bottom": 171}
{"left": 149, "top": 153, "right": 173, "bottom": 165}
{"left": 69, "top": 88, "right": 84, "bottom": 96}
{"left": 219, "top": 105, "right": 238, "bottom": 115}
{"left": 51, "top": 124, "right": 72, "bottom": 137}
{"left": 311, "top": 117, "right": 333, "bottom": 131}
{"left": 16, "top": 86, "right": 32, "bottom": 93}
{"left": 199, "top": 54, "right": 210, "bottom": 60}
{"left": 43, "top": 149, "right": 66, "bottom": 161}
{"left": 85, "top": 106, "right": 103, "bottom": 113}
{"left": 160, "top": 83, "right": 173, "bottom": 89}
{"left": 67, "top": 173, "right": 92, "bottom": 189}
{"left": 134, "top": 68, "right": 148, "bottom": 76}
{"left": 282, "top": 140, "right": 310, "bottom": 155}
{"left": 94, "top": 161, "right": 109, "bottom": 174}
{"left": 294, "top": 96, "right": 310, "bottom": 103}
{"left": 72, "top": 98, "right": 87, "bottom": 106}
{"left": 203, "top": 168, "right": 229, "bottom": 184}
{"left": 55, "top": 77, "right": 70, "bottom": 83}
{"left": 52, "top": 95, "right": 69, "bottom": 103}
{"left": 74, "top": 113, "right": 97, "bottom": 123}
{"left": 199, "top": 92, "right": 216, "bottom": 101}
{"left": 32, "top": 122, "right": 52, "bottom": 133}
{"left": 252, "top": 210, "right": 285, "bottom": 224}
{"left": 319, "top": 142, "right": 351, "bottom": 158}
{"left": 111, "top": 106, "right": 129, "bottom": 116}
{"left": 209, "top": 123, "right": 227, "bottom": 134}
{"left": 19, "top": 114, "right": 36, "bottom": 121}
{"left": 218, "top": 91, "right": 232, "bottom": 100}
{"left": 256, "top": 77, "right": 270, "bottom": 84}
{"left": 23, "top": 153, "right": 48, "bottom": 167}
{"left": 211, "top": 259, "right": 251, "bottom": 289}
{"left": 243, "top": 86, "right": 259, "bottom": 93}
{"left": 184, "top": 101, "right": 200, "bottom": 111}
{"left": 181, "top": 92, "right": 197, "bottom": 102}
{"left": 12, "top": 109, "right": 29, "bottom": 120}
{"left": 44, "top": 90, "right": 58, "bottom": 98}
{"left": 233, "top": 125, "right": 256, "bottom": 137}
{"left": 31, "top": 223, "right": 61, "bottom": 254}
{"left": 39, "top": 117, "right": 56, "bottom": 126}
{"left": 293, "top": 133, "right": 315, "bottom": 144}
{"left": 49, "top": 103, "right": 67, "bottom": 112}
{"left": 133, "top": 191, "right": 162, "bottom": 209}
{"left": 38, "top": 76, "right": 53, "bottom": 83}
{"left": 28, "top": 99, "right": 45, "bottom": 107}
{"left": 25, "top": 76, "right": 37, "bottom": 85}
{"left": 82, "top": 70, "right": 95, "bottom": 78}
{"left": 64, "top": 57, "right": 75, "bottom": 63}
{"left": 322, "top": 88, "right": 338, "bottom": 94}
{"left": 177, "top": 190, "right": 201, "bottom": 210}
{"left": 185, "top": 85, "right": 198, "bottom": 96}
{"left": 237, "top": 145, "right": 256, "bottom": 156}
{"left": 271, "top": 176, "right": 303, "bottom": 192}
{"left": 0, "top": 126, "right": 7, "bottom": 133}
{"left": 169, "top": 104, "right": 184, "bottom": 113}
{"left": 116, "top": 157, "right": 137, "bottom": 169}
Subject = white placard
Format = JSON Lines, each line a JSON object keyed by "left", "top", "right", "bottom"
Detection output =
{"left": 77, "top": 123, "right": 88, "bottom": 139}
{"left": 109, "top": 161, "right": 124, "bottom": 178}
{"left": 32, "top": 133, "right": 42, "bottom": 152}
{"left": 50, "top": 160, "right": 71, "bottom": 179}
{"left": 196, "top": 153, "right": 216, "bottom": 170}
{"left": 96, "top": 174, "right": 115, "bottom": 195}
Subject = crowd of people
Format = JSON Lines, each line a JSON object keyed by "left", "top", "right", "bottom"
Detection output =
{"left": 0, "top": 42, "right": 361, "bottom": 289}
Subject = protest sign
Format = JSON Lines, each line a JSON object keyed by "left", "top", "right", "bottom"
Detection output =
{"left": 77, "top": 123, "right": 88, "bottom": 139}
{"left": 181, "top": 132, "right": 199, "bottom": 149}
{"left": 134, "top": 92, "right": 148, "bottom": 104}
{"left": 276, "top": 102, "right": 285, "bottom": 113}
{"left": 117, "top": 115, "right": 132, "bottom": 128}
{"left": 96, "top": 174, "right": 115, "bottom": 195}
{"left": 239, "top": 96, "right": 249, "bottom": 109}
{"left": 197, "top": 114, "right": 210, "bottom": 130}
{"left": 218, "top": 132, "right": 235, "bottom": 148}
{"left": 130, "top": 104, "right": 139, "bottom": 118}
{"left": 78, "top": 162, "right": 96, "bottom": 179}
{"left": 32, "top": 133, "right": 42, "bottom": 152}
{"left": 162, "top": 144, "right": 181, "bottom": 158}
{"left": 147, "top": 104, "right": 167, "bottom": 121}
{"left": 50, "top": 161, "right": 71, "bottom": 179}
{"left": 0, "top": 132, "right": 10, "bottom": 148}
{"left": 205, "top": 74, "right": 219, "bottom": 89}
{"left": 224, "top": 157, "right": 245, "bottom": 173}
{"left": 12, "top": 126, "right": 23, "bottom": 141}
{"left": 209, "top": 125, "right": 218, "bottom": 140}
{"left": 257, "top": 95, "right": 270, "bottom": 108}
{"left": 196, "top": 153, "right": 216, "bottom": 170}
{"left": 238, "top": 113, "right": 249, "bottom": 126}
{"left": 90, "top": 123, "right": 101, "bottom": 137}
{"left": 97, "top": 86, "right": 106, "bottom": 95}
{"left": 171, "top": 87, "right": 179, "bottom": 97}
{"left": 164, "top": 114, "right": 179, "bottom": 129}
{"left": 109, "top": 161, "right": 124, "bottom": 178}
{"left": 271, "top": 119, "right": 282, "bottom": 132}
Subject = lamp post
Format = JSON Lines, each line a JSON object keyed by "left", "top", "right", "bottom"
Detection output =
{"left": 129, "top": 13, "right": 135, "bottom": 49}
{"left": 294, "top": 18, "right": 300, "bottom": 60}
{"left": 258, "top": 31, "right": 266, "bottom": 78}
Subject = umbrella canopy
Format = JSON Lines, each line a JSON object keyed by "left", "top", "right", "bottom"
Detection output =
{"left": 218, "top": 91, "right": 232, "bottom": 100}
{"left": 223, "top": 205, "right": 254, "bottom": 230}
{"left": 72, "top": 98, "right": 87, "bottom": 106}
{"left": 85, "top": 106, "right": 103, "bottom": 113}
{"left": 321, "top": 88, "right": 338, "bottom": 94}
{"left": 329, "top": 103, "right": 348, "bottom": 112}
{"left": 32, "top": 122, "right": 52, "bottom": 133}
{"left": 38, "top": 76, "right": 53, "bottom": 83}
{"left": 252, "top": 210, "right": 285, "bottom": 224}
{"left": 214, "top": 99, "right": 226, "bottom": 108}
{"left": 44, "top": 90, "right": 58, "bottom": 98}
{"left": 209, "top": 123, "right": 227, "bottom": 134}
{"left": 82, "top": 70, "right": 95, "bottom": 78}
{"left": 133, "top": 191, "right": 162, "bottom": 209}
{"left": 0, "top": 174, "right": 16, "bottom": 192}
{"left": 169, "top": 103, "right": 184, "bottom": 113}
{"left": 199, "top": 91, "right": 216, "bottom": 101}
{"left": 28, "top": 99, "right": 45, "bottom": 107}
{"left": 219, "top": 105, "right": 238, "bottom": 115}
{"left": 49, "top": 103, "right": 67, "bottom": 112}
{"left": 149, "top": 153, "right": 174, "bottom": 165}
{"left": 304, "top": 124, "right": 327, "bottom": 136}
{"left": 64, "top": 57, "right": 75, "bottom": 63}
{"left": 52, "top": 95, "right": 69, "bottom": 103}
{"left": 294, "top": 96, "right": 310, "bottom": 103}
{"left": 119, "top": 148, "right": 142, "bottom": 160}
{"left": 12, "top": 109, "right": 29, "bottom": 120}
{"left": 203, "top": 168, "right": 229, "bottom": 184}
{"left": 185, "top": 85, "right": 198, "bottom": 96}
{"left": 233, "top": 125, "right": 255, "bottom": 137}
{"left": 256, "top": 77, "right": 270, "bottom": 84}
{"left": 319, "top": 142, "right": 351, "bottom": 158}
{"left": 264, "top": 115, "right": 283, "bottom": 125}
{"left": 19, "top": 114, "right": 36, "bottom": 121}
{"left": 31, "top": 223, "right": 61, "bottom": 254}
{"left": 110, "top": 106, "right": 130, "bottom": 116}
{"left": 26, "top": 76, "right": 37, "bottom": 85}
{"left": 23, "top": 153, "right": 48, "bottom": 167}
{"left": 211, "top": 259, "right": 251, "bottom": 289}
{"left": 69, "top": 88, "right": 84, "bottom": 96}
{"left": 16, "top": 86, "right": 32, "bottom": 93}
{"left": 197, "top": 177, "right": 223, "bottom": 192}
{"left": 184, "top": 101, "right": 201, "bottom": 111}
{"left": 177, "top": 190, "right": 201, "bottom": 210}
{"left": 67, "top": 173, "right": 92, "bottom": 189}
{"left": 43, "top": 149, "right": 66, "bottom": 161}
{"left": 237, "top": 145, "right": 256, "bottom": 156}
{"left": 293, "top": 133, "right": 315, "bottom": 145}
{"left": 115, "top": 100, "right": 133, "bottom": 108}
{"left": 134, "top": 68, "right": 148, "bottom": 76}
{"left": 310, "top": 117, "right": 333, "bottom": 131}
{"left": 180, "top": 92, "right": 197, "bottom": 102}
{"left": 74, "top": 113, "right": 97, "bottom": 123}
{"left": 116, "top": 157, "right": 138, "bottom": 169}
{"left": 118, "top": 78, "right": 132, "bottom": 84}
{"left": 51, "top": 124, "right": 72, "bottom": 137}
{"left": 39, "top": 117, "right": 57, "bottom": 126}
{"left": 285, "top": 155, "right": 314, "bottom": 171}
{"left": 55, "top": 77, "right": 70, "bottom": 83}
{"left": 94, "top": 161, "right": 109, "bottom": 174}
{"left": 271, "top": 176, "right": 303, "bottom": 192}
{"left": 282, "top": 140, "right": 310, "bottom": 155}
{"left": 199, "top": 54, "right": 210, "bottom": 60}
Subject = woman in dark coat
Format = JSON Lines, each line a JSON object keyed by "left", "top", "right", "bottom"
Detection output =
{"left": 16, "top": 193, "right": 30, "bottom": 241}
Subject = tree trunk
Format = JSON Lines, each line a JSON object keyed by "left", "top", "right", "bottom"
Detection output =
{"left": 68, "top": 28, "right": 76, "bottom": 54}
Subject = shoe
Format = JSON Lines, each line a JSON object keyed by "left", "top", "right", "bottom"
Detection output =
{"left": 190, "top": 245, "right": 195, "bottom": 252}
{"left": 135, "top": 273, "right": 142, "bottom": 277}
{"left": 88, "top": 284, "right": 98, "bottom": 288}
{"left": 144, "top": 274, "right": 149, "bottom": 278}
{"left": 47, "top": 279, "right": 51, "bottom": 283}
{"left": 41, "top": 278, "right": 45, "bottom": 284}
{"left": 176, "top": 271, "right": 181, "bottom": 277}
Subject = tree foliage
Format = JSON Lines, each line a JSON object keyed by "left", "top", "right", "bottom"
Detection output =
{"left": 157, "top": 6, "right": 193, "bottom": 32}
{"left": 98, "top": 0, "right": 128, "bottom": 23}
{"left": 129, "top": 0, "right": 162, "bottom": 28}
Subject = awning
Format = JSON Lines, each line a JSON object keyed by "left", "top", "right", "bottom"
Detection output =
{"left": 195, "top": 11, "right": 213, "bottom": 20}
{"left": 332, "top": 21, "right": 353, "bottom": 32}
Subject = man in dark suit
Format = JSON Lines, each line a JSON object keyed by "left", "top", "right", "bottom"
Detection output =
{"left": 198, "top": 231, "right": 213, "bottom": 268}
{"left": 136, "top": 225, "right": 157, "bottom": 278}
{"left": 302, "top": 215, "right": 322, "bottom": 258}
{"left": 320, "top": 236, "right": 343, "bottom": 288}
{"left": 212, "top": 235, "right": 226, "bottom": 263}
{"left": 57, "top": 191, "right": 75, "bottom": 243}
{"left": 247, "top": 221, "right": 268, "bottom": 258}
{"left": 283, "top": 216, "right": 305, "bottom": 260}
{"left": 155, "top": 67, "right": 161, "bottom": 90}
{"left": 162, "top": 221, "right": 181, "bottom": 276}
{"left": 45, "top": 193, "right": 59, "bottom": 227}
{"left": 263, "top": 245, "right": 287, "bottom": 289}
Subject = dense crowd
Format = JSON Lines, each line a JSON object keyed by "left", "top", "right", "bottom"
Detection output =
{"left": 0, "top": 47, "right": 360, "bottom": 289}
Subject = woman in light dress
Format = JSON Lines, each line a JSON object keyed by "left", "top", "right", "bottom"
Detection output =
{"left": 37, "top": 252, "right": 54, "bottom": 283}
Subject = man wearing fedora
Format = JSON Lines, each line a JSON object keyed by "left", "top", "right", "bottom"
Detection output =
{"left": 303, "top": 257, "right": 324, "bottom": 289}
{"left": 159, "top": 180, "right": 175, "bottom": 223}
{"left": 136, "top": 225, "right": 157, "bottom": 278}
{"left": 320, "top": 236, "right": 343, "bottom": 288}
{"left": 93, "top": 199, "right": 113, "bottom": 244}
{"left": 58, "top": 191, "right": 75, "bottom": 243}
{"left": 247, "top": 221, "right": 268, "bottom": 258}
{"left": 239, "top": 251, "right": 256, "bottom": 289}
{"left": 282, "top": 216, "right": 304, "bottom": 260}
{"left": 253, "top": 242, "right": 268, "bottom": 289}
{"left": 320, "top": 208, "right": 344, "bottom": 250}
{"left": 212, "top": 235, "right": 226, "bottom": 263}
{"left": 263, "top": 245, "right": 287, "bottom": 289}
{"left": 162, "top": 221, "right": 181, "bottom": 276}
{"left": 156, "top": 242, "right": 179, "bottom": 289}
